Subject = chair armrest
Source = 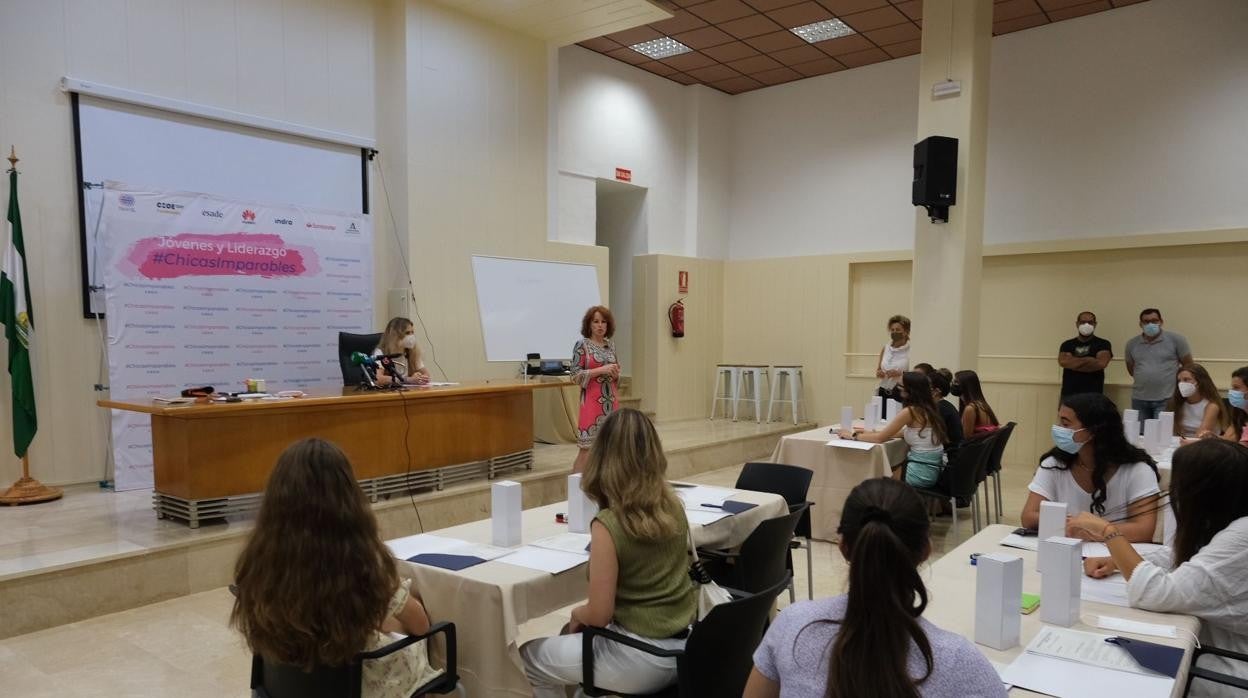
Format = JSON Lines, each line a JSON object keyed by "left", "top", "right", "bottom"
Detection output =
{"left": 1195, "top": 645, "right": 1248, "bottom": 665}
{"left": 357, "top": 621, "right": 456, "bottom": 664}
{"left": 695, "top": 548, "right": 738, "bottom": 562}
{"left": 581, "top": 625, "right": 685, "bottom": 695}
{"left": 1187, "top": 666, "right": 1248, "bottom": 693}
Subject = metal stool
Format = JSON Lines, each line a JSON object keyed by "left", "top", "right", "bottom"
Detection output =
{"left": 710, "top": 365, "right": 739, "bottom": 419}
{"left": 767, "top": 365, "right": 805, "bottom": 424}
{"left": 735, "top": 365, "right": 768, "bottom": 424}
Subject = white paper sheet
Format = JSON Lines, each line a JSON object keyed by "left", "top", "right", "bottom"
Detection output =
{"left": 685, "top": 509, "right": 732, "bottom": 526}
{"left": 385, "top": 534, "right": 510, "bottom": 562}
{"left": 1081, "top": 574, "right": 1130, "bottom": 607}
{"left": 496, "top": 545, "right": 590, "bottom": 574}
{"left": 530, "top": 533, "right": 592, "bottom": 556}
{"left": 1000, "top": 533, "right": 1040, "bottom": 552}
{"left": 1081, "top": 541, "right": 1165, "bottom": 559}
{"left": 1002, "top": 648, "right": 1174, "bottom": 698}
{"left": 674, "top": 485, "right": 741, "bottom": 508}
{"left": 1027, "top": 626, "right": 1151, "bottom": 675}
{"left": 825, "top": 438, "right": 878, "bottom": 451}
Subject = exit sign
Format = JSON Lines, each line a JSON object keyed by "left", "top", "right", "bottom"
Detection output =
{"left": 615, "top": 167, "right": 632, "bottom": 182}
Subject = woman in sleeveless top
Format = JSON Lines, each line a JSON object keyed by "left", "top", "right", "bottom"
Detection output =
{"left": 952, "top": 370, "right": 1000, "bottom": 438}
{"left": 839, "top": 372, "right": 949, "bottom": 489}
{"left": 1167, "top": 363, "right": 1227, "bottom": 440}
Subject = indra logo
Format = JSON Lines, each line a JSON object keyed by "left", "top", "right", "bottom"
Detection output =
{"left": 346, "top": 222, "right": 360, "bottom": 235}
{"left": 273, "top": 218, "right": 293, "bottom": 226}
{"left": 156, "top": 201, "right": 183, "bottom": 214}
{"left": 118, "top": 194, "right": 136, "bottom": 211}
{"left": 242, "top": 209, "right": 257, "bottom": 223}
{"left": 202, "top": 209, "right": 224, "bottom": 219}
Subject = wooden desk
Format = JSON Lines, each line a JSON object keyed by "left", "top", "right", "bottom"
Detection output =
{"left": 100, "top": 381, "right": 567, "bottom": 527}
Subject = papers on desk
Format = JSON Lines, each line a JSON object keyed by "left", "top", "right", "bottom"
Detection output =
{"left": 530, "top": 533, "right": 592, "bottom": 555}
{"left": 675, "top": 485, "right": 741, "bottom": 508}
{"left": 1000, "top": 532, "right": 1165, "bottom": 561}
{"left": 496, "top": 545, "right": 588, "bottom": 575}
{"left": 685, "top": 509, "right": 732, "bottom": 526}
{"left": 1081, "top": 574, "right": 1130, "bottom": 607}
{"left": 1000, "top": 626, "right": 1175, "bottom": 698}
{"left": 416, "top": 381, "right": 458, "bottom": 387}
{"left": 825, "top": 437, "right": 878, "bottom": 451}
{"left": 386, "top": 534, "right": 510, "bottom": 571}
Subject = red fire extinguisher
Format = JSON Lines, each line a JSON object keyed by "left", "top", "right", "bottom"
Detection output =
{"left": 668, "top": 299, "right": 685, "bottom": 338}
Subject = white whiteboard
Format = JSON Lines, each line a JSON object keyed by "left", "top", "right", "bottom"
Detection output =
{"left": 74, "top": 94, "right": 365, "bottom": 315}
{"left": 471, "top": 256, "right": 602, "bottom": 362}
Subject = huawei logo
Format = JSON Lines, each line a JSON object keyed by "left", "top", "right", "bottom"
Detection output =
{"left": 242, "top": 209, "right": 256, "bottom": 222}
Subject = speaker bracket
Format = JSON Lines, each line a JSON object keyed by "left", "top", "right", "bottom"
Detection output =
{"left": 924, "top": 205, "right": 949, "bottom": 224}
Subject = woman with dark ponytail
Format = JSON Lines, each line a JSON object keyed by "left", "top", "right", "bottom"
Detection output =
{"left": 744, "top": 478, "right": 1003, "bottom": 698}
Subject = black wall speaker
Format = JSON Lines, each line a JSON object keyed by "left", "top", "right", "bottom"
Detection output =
{"left": 912, "top": 135, "right": 958, "bottom": 222}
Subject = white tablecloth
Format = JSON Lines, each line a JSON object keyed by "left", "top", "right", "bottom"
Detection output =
{"left": 924, "top": 524, "right": 1199, "bottom": 697}
{"left": 770, "top": 425, "right": 909, "bottom": 540}
{"left": 398, "top": 492, "right": 787, "bottom": 696}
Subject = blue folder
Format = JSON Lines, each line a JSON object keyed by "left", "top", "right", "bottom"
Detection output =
{"left": 407, "top": 553, "right": 488, "bottom": 571}
{"left": 720, "top": 500, "right": 758, "bottom": 515}
{"left": 1107, "top": 636, "right": 1184, "bottom": 678}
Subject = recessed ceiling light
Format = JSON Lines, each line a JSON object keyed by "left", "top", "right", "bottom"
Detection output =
{"left": 630, "top": 37, "right": 693, "bottom": 60}
{"left": 790, "top": 18, "right": 855, "bottom": 44}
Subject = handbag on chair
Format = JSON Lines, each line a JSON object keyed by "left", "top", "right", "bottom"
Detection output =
{"left": 687, "top": 528, "right": 732, "bottom": 620}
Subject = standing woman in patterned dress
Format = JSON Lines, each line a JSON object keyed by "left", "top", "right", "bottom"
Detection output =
{"left": 572, "top": 305, "right": 620, "bottom": 473}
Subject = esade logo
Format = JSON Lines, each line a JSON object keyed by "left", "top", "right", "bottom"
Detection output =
{"left": 202, "top": 209, "right": 224, "bottom": 219}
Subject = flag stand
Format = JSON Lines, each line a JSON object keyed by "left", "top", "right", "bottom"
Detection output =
{"left": 1, "top": 146, "right": 59, "bottom": 505}
{"left": 0, "top": 454, "right": 62, "bottom": 505}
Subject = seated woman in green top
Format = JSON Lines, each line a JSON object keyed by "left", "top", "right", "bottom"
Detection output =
{"left": 521, "top": 408, "right": 696, "bottom": 697}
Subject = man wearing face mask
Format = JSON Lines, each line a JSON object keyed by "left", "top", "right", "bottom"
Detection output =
{"left": 1058, "top": 311, "right": 1113, "bottom": 397}
{"left": 1124, "top": 308, "right": 1192, "bottom": 421}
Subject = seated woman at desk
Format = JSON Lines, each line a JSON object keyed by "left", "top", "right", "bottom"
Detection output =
{"left": 1168, "top": 363, "right": 1227, "bottom": 440}
{"left": 231, "top": 439, "right": 442, "bottom": 697}
{"left": 838, "top": 371, "right": 950, "bottom": 489}
{"left": 1071, "top": 439, "right": 1248, "bottom": 696}
{"left": 952, "top": 370, "right": 1000, "bottom": 438}
{"left": 1021, "top": 392, "right": 1160, "bottom": 543}
{"left": 744, "top": 478, "right": 1005, "bottom": 698}
{"left": 521, "top": 408, "right": 695, "bottom": 697}
{"left": 374, "top": 316, "right": 430, "bottom": 386}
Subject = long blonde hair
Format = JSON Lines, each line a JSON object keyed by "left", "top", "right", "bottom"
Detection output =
{"left": 582, "top": 409, "right": 684, "bottom": 541}
{"left": 378, "top": 316, "right": 422, "bottom": 373}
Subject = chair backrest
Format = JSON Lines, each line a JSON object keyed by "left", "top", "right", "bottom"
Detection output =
{"left": 735, "top": 462, "right": 815, "bottom": 538}
{"left": 733, "top": 504, "right": 807, "bottom": 593}
{"left": 985, "top": 421, "right": 1017, "bottom": 475}
{"left": 944, "top": 433, "right": 997, "bottom": 498}
{"left": 251, "top": 655, "right": 361, "bottom": 698}
{"left": 676, "top": 573, "right": 791, "bottom": 698}
{"left": 338, "top": 332, "right": 382, "bottom": 386}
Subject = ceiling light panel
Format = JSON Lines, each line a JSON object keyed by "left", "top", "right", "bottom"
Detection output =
{"left": 631, "top": 37, "right": 693, "bottom": 60}
{"left": 790, "top": 18, "right": 855, "bottom": 44}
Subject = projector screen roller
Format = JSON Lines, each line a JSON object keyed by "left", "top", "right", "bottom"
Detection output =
{"left": 471, "top": 255, "right": 602, "bottom": 362}
{"left": 73, "top": 94, "right": 366, "bottom": 316}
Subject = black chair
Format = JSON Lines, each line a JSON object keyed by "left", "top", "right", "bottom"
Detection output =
{"left": 913, "top": 433, "right": 995, "bottom": 541}
{"left": 250, "top": 622, "right": 459, "bottom": 698}
{"left": 338, "top": 331, "right": 383, "bottom": 386}
{"left": 697, "top": 504, "right": 808, "bottom": 595}
{"left": 733, "top": 461, "right": 815, "bottom": 601}
{"left": 580, "top": 573, "right": 791, "bottom": 698}
{"left": 1184, "top": 645, "right": 1248, "bottom": 695}
{"left": 982, "top": 422, "right": 1016, "bottom": 525}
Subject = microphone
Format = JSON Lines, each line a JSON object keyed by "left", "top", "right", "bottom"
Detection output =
{"left": 350, "top": 351, "right": 379, "bottom": 366}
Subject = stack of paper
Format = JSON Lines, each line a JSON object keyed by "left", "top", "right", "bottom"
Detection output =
{"left": 496, "top": 546, "right": 589, "bottom": 574}
{"left": 530, "top": 533, "right": 592, "bottom": 555}
{"left": 1000, "top": 626, "right": 1175, "bottom": 698}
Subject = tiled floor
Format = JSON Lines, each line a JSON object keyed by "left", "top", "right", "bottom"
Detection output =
{"left": 0, "top": 456, "right": 1035, "bottom": 697}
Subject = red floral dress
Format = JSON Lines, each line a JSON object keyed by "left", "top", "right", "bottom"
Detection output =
{"left": 572, "top": 338, "right": 619, "bottom": 449}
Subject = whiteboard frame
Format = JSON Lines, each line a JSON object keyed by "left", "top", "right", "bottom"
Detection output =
{"left": 470, "top": 254, "right": 603, "bottom": 363}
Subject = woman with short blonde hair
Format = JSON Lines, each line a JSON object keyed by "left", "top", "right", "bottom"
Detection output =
{"left": 374, "top": 316, "right": 430, "bottom": 385}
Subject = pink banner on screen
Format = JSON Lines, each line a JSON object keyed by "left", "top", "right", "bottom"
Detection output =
{"left": 123, "top": 233, "right": 320, "bottom": 279}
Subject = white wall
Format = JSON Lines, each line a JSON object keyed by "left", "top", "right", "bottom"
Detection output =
{"left": 0, "top": 0, "right": 380, "bottom": 486}
{"left": 724, "top": 0, "right": 1248, "bottom": 259}
{"left": 596, "top": 179, "right": 647, "bottom": 373}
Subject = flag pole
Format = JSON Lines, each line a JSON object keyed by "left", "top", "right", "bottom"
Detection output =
{"left": 0, "top": 147, "right": 61, "bottom": 505}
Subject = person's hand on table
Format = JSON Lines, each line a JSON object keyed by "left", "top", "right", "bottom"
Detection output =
{"left": 1066, "top": 511, "right": 1111, "bottom": 540}
{"left": 837, "top": 427, "right": 864, "bottom": 440}
{"left": 875, "top": 368, "right": 886, "bottom": 379}
{"left": 410, "top": 373, "right": 430, "bottom": 385}
{"left": 1084, "top": 556, "right": 1118, "bottom": 579}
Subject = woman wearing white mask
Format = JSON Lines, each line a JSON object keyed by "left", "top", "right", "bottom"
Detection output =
{"left": 1212, "top": 366, "right": 1248, "bottom": 445}
{"left": 1021, "top": 393, "right": 1160, "bottom": 543}
{"left": 373, "top": 317, "right": 430, "bottom": 386}
{"left": 1167, "top": 363, "right": 1227, "bottom": 440}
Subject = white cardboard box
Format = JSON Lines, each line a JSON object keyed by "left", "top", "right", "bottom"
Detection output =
{"left": 1039, "top": 536, "right": 1082, "bottom": 627}
{"left": 567, "top": 474, "right": 597, "bottom": 534}
{"left": 975, "top": 553, "right": 1023, "bottom": 650}
{"left": 491, "top": 480, "right": 522, "bottom": 547}
{"left": 841, "top": 406, "right": 855, "bottom": 432}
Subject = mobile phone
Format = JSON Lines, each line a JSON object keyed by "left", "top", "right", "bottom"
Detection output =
{"left": 1013, "top": 527, "right": 1038, "bottom": 537}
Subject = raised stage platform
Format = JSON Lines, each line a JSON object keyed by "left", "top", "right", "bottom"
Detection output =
{"left": 0, "top": 417, "right": 811, "bottom": 639}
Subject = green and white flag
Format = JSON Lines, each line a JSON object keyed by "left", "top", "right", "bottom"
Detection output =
{"left": 2, "top": 168, "right": 37, "bottom": 457}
